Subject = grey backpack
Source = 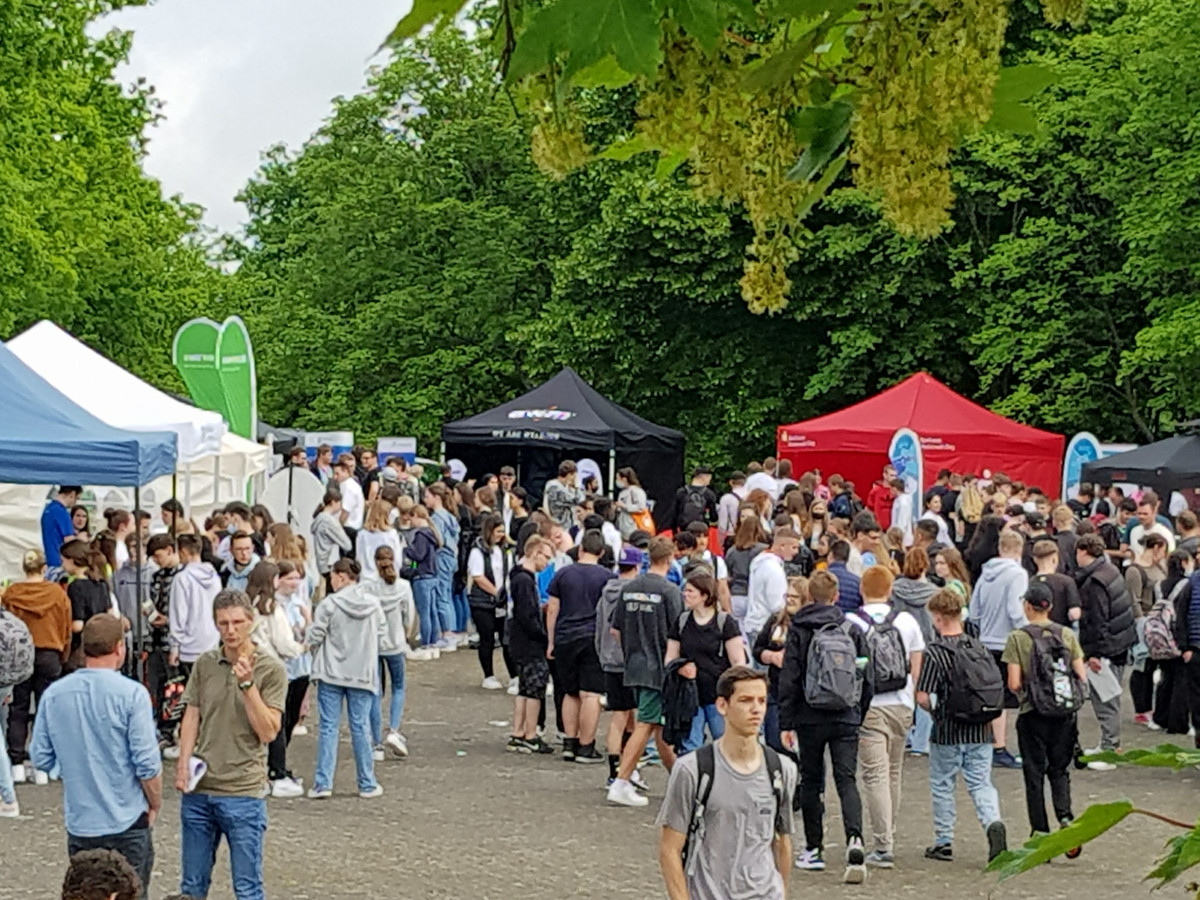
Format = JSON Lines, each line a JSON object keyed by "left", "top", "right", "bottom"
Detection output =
{"left": 857, "top": 607, "right": 910, "bottom": 693}
{"left": 804, "top": 620, "right": 863, "bottom": 710}
{"left": 0, "top": 610, "right": 35, "bottom": 688}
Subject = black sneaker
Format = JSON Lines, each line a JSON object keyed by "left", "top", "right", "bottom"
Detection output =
{"left": 574, "top": 744, "right": 604, "bottom": 764}
{"left": 924, "top": 843, "right": 953, "bottom": 862}
{"left": 986, "top": 821, "right": 1008, "bottom": 863}
{"left": 506, "top": 736, "right": 524, "bottom": 753}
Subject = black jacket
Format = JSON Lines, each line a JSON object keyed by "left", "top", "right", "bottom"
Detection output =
{"left": 778, "top": 603, "right": 874, "bottom": 730}
{"left": 506, "top": 567, "right": 546, "bottom": 661}
{"left": 663, "top": 658, "right": 700, "bottom": 748}
{"left": 1075, "top": 557, "right": 1137, "bottom": 661}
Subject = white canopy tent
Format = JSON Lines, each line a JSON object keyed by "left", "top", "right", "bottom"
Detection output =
{"left": 7, "top": 320, "right": 226, "bottom": 463}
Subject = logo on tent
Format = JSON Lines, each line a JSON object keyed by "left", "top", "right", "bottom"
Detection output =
{"left": 508, "top": 408, "right": 575, "bottom": 422}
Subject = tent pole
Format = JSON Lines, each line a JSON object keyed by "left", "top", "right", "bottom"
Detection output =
{"left": 608, "top": 448, "right": 616, "bottom": 499}
{"left": 440, "top": 441, "right": 446, "bottom": 465}
{"left": 184, "top": 466, "right": 192, "bottom": 518}
{"left": 287, "top": 460, "right": 296, "bottom": 526}
{"left": 214, "top": 453, "right": 221, "bottom": 510}
{"left": 134, "top": 485, "right": 144, "bottom": 685}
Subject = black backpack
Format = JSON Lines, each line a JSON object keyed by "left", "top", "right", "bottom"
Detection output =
{"left": 856, "top": 608, "right": 909, "bottom": 693}
{"left": 682, "top": 743, "right": 785, "bottom": 876}
{"left": 1022, "top": 623, "right": 1085, "bottom": 718}
{"left": 939, "top": 634, "right": 1004, "bottom": 724}
{"left": 678, "top": 485, "right": 710, "bottom": 528}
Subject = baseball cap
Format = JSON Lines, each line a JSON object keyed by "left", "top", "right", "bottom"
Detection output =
{"left": 380, "top": 467, "right": 399, "bottom": 483}
{"left": 618, "top": 545, "right": 644, "bottom": 568}
{"left": 1024, "top": 580, "right": 1053, "bottom": 611}
{"left": 1024, "top": 510, "right": 1046, "bottom": 529}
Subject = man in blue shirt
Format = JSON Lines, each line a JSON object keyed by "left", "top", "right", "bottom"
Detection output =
{"left": 30, "top": 615, "right": 162, "bottom": 899}
{"left": 40, "top": 484, "right": 81, "bottom": 568}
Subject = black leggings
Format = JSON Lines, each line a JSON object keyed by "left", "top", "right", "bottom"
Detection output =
{"left": 469, "top": 606, "right": 514, "bottom": 680}
{"left": 6, "top": 649, "right": 62, "bottom": 765}
{"left": 268, "top": 676, "right": 310, "bottom": 780}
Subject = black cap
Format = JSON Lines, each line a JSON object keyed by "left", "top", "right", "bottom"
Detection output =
{"left": 1024, "top": 510, "right": 1046, "bottom": 529}
{"left": 1024, "top": 580, "right": 1053, "bottom": 611}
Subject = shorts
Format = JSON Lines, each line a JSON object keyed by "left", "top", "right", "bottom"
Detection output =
{"left": 636, "top": 688, "right": 665, "bottom": 726}
{"left": 604, "top": 671, "right": 636, "bottom": 712}
{"left": 555, "top": 636, "right": 606, "bottom": 696}
{"left": 517, "top": 657, "right": 550, "bottom": 700}
{"left": 991, "top": 649, "right": 1020, "bottom": 709}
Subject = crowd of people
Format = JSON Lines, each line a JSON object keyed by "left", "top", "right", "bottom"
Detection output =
{"left": 3, "top": 450, "right": 1200, "bottom": 900}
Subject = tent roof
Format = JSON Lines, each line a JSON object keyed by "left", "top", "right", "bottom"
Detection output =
{"left": 779, "top": 372, "right": 1062, "bottom": 450}
{"left": 1081, "top": 435, "right": 1200, "bottom": 492}
{"left": 0, "top": 342, "right": 176, "bottom": 486}
{"left": 442, "top": 367, "right": 684, "bottom": 453}
{"left": 8, "top": 321, "right": 226, "bottom": 463}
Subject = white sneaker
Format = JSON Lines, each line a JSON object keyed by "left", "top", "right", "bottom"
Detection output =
{"left": 506, "top": 681, "right": 519, "bottom": 696}
{"left": 795, "top": 848, "right": 826, "bottom": 871}
{"left": 31, "top": 768, "right": 48, "bottom": 786}
{"left": 385, "top": 731, "right": 408, "bottom": 759}
{"left": 372, "top": 747, "right": 386, "bottom": 762}
{"left": 630, "top": 769, "right": 650, "bottom": 792}
{"left": 0, "top": 800, "right": 18, "bottom": 818}
{"left": 435, "top": 638, "right": 457, "bottom": 653}
{"left": 306, "top": 786, "right": 332, "bottom": 799}
{"left": 162, "top": 745, "right": 181, "bottom": 760}
{"left": 481, "top": 676, "right": 503, "bottom": 691}
{"left": 293, "top": 724, "right": 308, "bottom": 737}
{"left": 844, "top": 836, "right": 867, "bottom": 884}
{"left": 1147, "top": 721, "right": 1163, "bottom": 732}
{"left": 359, "top": 784, "right": 384, "bottom": 799}
{"left": 271, "top": 778, "right": 304, "bottom": 798}
{"left": 11, "top": 765, "right": 26, "bottom": 785}
{"left": 1087, "top": 760, "right": 1117, "bottom": 771}
{"left": 606, "top": 778, "right": 648, "bottom": 807}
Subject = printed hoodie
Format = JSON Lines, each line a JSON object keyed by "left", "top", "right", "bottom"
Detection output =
{"left": 969, "top": 557, "right": 1029, "bottom": 650}
{"left": 169, "top": 562, "right": 222, "bottom": 663}
{"left": 2, "top": 581, "right": 71, "bottom": 657}
{"left": 745, "top": 551, "right": 787, "bottom": 636}
{"left": 778, "top": 603, "right": 874, "bottom": 729}
{"left": 307, "top": 582, "right": 385, "bottom": 691}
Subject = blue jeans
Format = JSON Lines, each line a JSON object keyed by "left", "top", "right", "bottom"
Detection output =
{"left": 412, "top": 576, "right": 440, "bottom": 647}
{"left": 370, "top": 653, "right": 407, "bottom": 744}
{"left": 180, "top": 793, "right": 267, "bottom": 900}
{"left": 314, "top": 682, "right": 377, "bottom": 793}
{"left": 681, "top": 703, "right": 725, "bottom": 753}
{"left": 928, "top": 742, "right": 1002, "bottom": 846}
{"left": 435, "top": 549, "right": 458, "bottom": 635}
{"left": 452, "top": 586, "right": 470, "bottom": 633}
{"left": 0, "top": 686, "right": 14, "bottom": 804}
{"left": 909, "top": 706, "right": 933, "bottom": 754}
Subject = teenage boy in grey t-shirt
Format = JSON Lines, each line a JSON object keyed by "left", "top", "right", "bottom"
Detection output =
{"left": 657, "top": 667, "right": 796, "bottom": 900}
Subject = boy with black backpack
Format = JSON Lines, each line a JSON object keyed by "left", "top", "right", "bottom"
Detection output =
{"left": 777, "top": 570, "right": 873, "bottom": 883}
{"left": 1001, "top": 581, "right": 1088, "bottom": 845}
{"left": 849, "top": 566, "right": 926, "bottom": 870}
{"left": 916, "top": 588, "right": 1008, "bottom": 865}
{"left": 657, "top": 666, "right": 797, "bottom": 900}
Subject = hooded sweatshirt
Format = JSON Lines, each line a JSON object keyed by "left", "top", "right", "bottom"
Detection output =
{"left": 311, "top": 511, "right": 352, "bottom": 574}
{"left": 969, "top": 557, "right": 1029, "bottom": 650}
{"left": 745, "top": 550, "right": 788, "bottom": 636}
{"left": 307, "top": 582, "right": 385, "bottom": 691}
{"left": 2, "top": 581, "right": 71, "bottom": 656}
{"left": 890, "top": 576, "right": 938, "bottom": 644}
{"left": 169, "top": 562, "right": 222, "bottom": 663}
{"left": 363, "top": 575, "right": 416, "bottom": 656}
{"left": 778, "top": 603, "right": 874, "bottom": 729}
{"left": 223, "top": 553, "right": 261, "bottom": 593}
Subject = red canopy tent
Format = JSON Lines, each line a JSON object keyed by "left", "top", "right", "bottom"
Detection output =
{"left": 776, "top": 373, "right": 1065, "bottom": 498}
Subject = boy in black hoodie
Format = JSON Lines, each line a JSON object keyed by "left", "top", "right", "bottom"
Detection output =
{"left": 507, "top": 535, "right": 555, "bottom": 755}
{"left": 778, "top": 570, "right": 873, "bottom": 883}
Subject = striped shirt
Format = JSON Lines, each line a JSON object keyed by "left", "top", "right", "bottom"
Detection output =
{"left": 915, "top": 634, "right": 993, "bottom": 745}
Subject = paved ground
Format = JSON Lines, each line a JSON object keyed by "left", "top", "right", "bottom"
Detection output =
{"left": 3, "top": 650, "right": 1198, "bottom": 899}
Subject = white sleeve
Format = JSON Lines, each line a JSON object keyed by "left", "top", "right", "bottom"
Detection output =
{"left": 898, "top": 611, "right": 926, "bottom": 652}
{"left": 468, "top": 548, "right": 485, "bottom": 579}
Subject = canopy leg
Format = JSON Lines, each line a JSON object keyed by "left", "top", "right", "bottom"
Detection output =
{"left": 134, "top": 485, "right": 144, "bottom": 686}
{"left": 608, "top": 449, "right": 616, "bottom": 499}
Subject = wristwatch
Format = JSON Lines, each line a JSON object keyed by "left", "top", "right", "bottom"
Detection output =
{"left": 238, "top": 680, "right": 254, "bottom": 692}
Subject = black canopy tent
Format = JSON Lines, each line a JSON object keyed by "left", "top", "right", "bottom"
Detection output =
{"left": 1081, "top": 434, "right": 1200, "bottom": 494}
{"left": 441, "top": 368, "right": 685, "bottom": 529}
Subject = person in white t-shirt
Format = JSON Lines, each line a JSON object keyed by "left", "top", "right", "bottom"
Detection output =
{"left": 889, "top": 479, "right": 915, "bottom": 548}
{"left": 849, "top": 565, "right": 925, "bottom": 868}
{"left": 743, "top": 457, "right": 781, "bottom": 505}
{"left": 334, "top": 457, "right": 365, "bottom": 531}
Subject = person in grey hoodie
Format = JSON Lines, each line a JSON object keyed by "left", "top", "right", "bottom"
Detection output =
{"left": 311, "top": 488, "right": 352, "bottom": 595}
{"left": 167, "top": 534, "right": 222, "bottom": 670}
{"left": 890, "top": 546, "right": 940, "bottom": 755}
{"left": 967, "top": 529, "right": 1029, "bottom": 769}
{"left": 363, "top": 546, "right": 417, "bottom": 761}
{"left": 112, "top": 533, "right": 153, "bottom": 670}
{"left": 306, "top": 558, "right": 386, "bottom": 799}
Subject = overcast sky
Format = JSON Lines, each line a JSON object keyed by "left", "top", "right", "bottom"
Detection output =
{"left": 101, "top": 0, "right": 407, "bottom": 235}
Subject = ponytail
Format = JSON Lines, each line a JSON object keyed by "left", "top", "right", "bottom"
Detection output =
{"left": 376, "top": 546, "right": 397, "bottom": 586}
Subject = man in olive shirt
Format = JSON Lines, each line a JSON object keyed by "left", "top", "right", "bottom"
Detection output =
{"left": 175, "top": 590, "right": 286, "bottom": 900}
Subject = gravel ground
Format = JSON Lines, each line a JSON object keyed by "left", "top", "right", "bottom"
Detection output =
{"left": 2, "top": 649, "right": 1198, "bottom": 899}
